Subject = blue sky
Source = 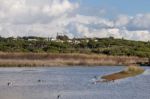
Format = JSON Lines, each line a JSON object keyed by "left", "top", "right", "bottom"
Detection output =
{"left": 78, "top": 0, "right": 150, "bottom": 16}
{"left": 0, "top": 0, "right": 150, "bottom": 41}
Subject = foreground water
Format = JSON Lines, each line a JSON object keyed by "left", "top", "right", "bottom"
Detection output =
{"left": 0, "top": 66, "right": 149, "bottom": 99}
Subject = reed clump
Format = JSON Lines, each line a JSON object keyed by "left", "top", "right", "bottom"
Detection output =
{"left": 0, "top": 52, "right": 148, "bottom": 67}
{"left": 101, "top": 65, "right": 145, "bottom": 81}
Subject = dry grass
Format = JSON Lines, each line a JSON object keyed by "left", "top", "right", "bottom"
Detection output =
{"left": 0, "top": 52, "right": 148, "bottom": 67}
{"left": 101, "top": 66, "right": 145, "bottom": 81}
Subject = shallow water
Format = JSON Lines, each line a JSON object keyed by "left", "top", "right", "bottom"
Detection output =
{"left": 0, "top": 66, "right": 149, "bottom": 99}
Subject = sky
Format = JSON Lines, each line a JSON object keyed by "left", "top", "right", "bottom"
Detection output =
{"left": 0, "top": 0, "right": 150, "bottom": 41}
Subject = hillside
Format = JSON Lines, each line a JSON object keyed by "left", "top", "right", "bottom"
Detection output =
{"left": 0, "top": 36, "right": 150, "bottom": 58}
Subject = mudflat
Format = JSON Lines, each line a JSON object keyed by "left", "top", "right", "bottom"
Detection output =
{"left": 101, "top": 66, "right": 145, "bottom": 81}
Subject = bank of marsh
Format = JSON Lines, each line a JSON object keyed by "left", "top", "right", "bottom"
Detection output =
{"left": 101, "top": 66, "right": 145, "bottom": 81}
{"left": 0, "top": 52, "right": 148, "bottom": 67}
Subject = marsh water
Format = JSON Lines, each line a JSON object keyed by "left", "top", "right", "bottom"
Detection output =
{"left": 0, "top": 66, "right": 149, "bottom": 99}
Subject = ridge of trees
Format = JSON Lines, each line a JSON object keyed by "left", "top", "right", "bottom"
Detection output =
{"left": 0, "top": 36, "right": 150, "bottom": 58}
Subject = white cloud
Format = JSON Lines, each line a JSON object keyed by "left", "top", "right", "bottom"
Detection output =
{"left": 121, "top": 30, "right": 150, "bottom": 41}
{"left": 127, "top": 14, "right": 150, "bottom": 31}
{"left": 0, "top": 0, "right": 150, "bottom": 41}
{"left": 0, "top": 0, "right": 78, "bottom": 37}
{"left": 0, "top": 0, "right": 78, "bottom": 24}
{"left": 42, "top": 0, "right": 78, "bottom": 16}
{"left": 115, "top": 15, "right": 130, "bottom": 27}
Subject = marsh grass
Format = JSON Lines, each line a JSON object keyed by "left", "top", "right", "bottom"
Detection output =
{"left": 0, "top": 52, "right": 148, "bottom": 67}
{"left": 101, "top": 66, "right": 145, "bottom": 81}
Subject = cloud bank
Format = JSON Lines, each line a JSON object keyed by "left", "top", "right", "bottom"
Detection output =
{"left": 0, "top": 0, "right": 150, "bottom": 41}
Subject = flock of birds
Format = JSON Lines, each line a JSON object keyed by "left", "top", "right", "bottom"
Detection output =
{"left": 6, "top": 79, "right": 62, "bottom": 99}
{"left": 91, "top": 75, "right": 116, "bottom": 84}
{"left": 6, "top": 75, "right": 114, "bottom": 99}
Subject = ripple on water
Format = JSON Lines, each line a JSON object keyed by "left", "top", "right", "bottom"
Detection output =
{"left": 142, "top": 69, "right": 150, "bottom": 75}
{"left": 0, "top": 66, "right": 150, "bottom": 99}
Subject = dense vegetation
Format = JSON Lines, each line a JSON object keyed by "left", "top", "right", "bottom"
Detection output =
{"left": 0, "top": 36, "right": 150, "bottom": 58}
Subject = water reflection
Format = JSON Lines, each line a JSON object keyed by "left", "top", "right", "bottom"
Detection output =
{"left": 0, "top": 66, "right": 149, "bottom": 99}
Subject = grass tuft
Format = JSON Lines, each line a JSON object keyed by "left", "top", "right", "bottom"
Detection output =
{"left": 101, "top": 65, "right": 145, "bottom": 81}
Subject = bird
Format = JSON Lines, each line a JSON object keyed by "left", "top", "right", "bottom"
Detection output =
{"left": 38, "top": 79, "right": 41, "bottom": 82}
{"left": 7, "top": 82, "right": 11, "bottom": 86}
{"left": 94, "top": 76, "right": 97, "bottom": 79}
{"left": 57, "top": 94, "right": 61, "bottom": 99}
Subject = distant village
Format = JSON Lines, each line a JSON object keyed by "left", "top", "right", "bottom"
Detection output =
{"left": 0, "top": 33, "right": 109, "bottom": 44}
{"left": 5, "top": 33, "right": 114, "bottom": 44}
